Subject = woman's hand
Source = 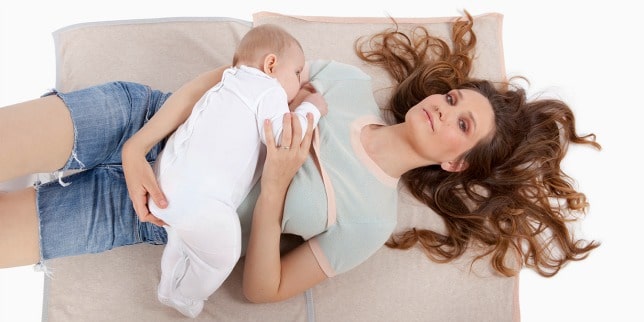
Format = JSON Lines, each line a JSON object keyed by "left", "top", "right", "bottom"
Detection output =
{"left": 261, "top": 112, "right": 315, "bottom": 195}
{"left": 122, "top": 140, "right": 167, "bottom": 227}
{"left": 243, "top": 111, "right": 326, "bottom": 303}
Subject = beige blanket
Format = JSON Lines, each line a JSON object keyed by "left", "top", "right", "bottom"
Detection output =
{"left": 43, "top": 12, "right": 518, "bottom": 322}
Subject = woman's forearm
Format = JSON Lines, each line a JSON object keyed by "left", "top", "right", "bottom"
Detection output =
{"left": 242, "top": 185, "right": 287, "bottom": 303}
{"left": 125, "top": 66, "right": 229, "bottom": 153}
{"left": 242, "top": 183, "right": 328, "bottom": 303}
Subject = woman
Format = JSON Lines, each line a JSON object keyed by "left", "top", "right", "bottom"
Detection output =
{"left": 0, "top": 12, "right": 599, "bottom": 305}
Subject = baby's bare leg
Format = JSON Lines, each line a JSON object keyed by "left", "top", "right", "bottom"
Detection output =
{"left": 0, "top": 96, "right": 73, "bottom": 182}
{"left": 0, "top": 188, "right": 39, "bottom": 268}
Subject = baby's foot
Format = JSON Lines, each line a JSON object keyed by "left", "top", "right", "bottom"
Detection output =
{"left": 158, "top": 292, "right": 204, "bottom": 318}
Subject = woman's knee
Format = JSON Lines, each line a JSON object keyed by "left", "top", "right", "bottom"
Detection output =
{"left": 0, "top": 96, "right": 73, "bottom": 182}
{"left": 0, "top": 188, "right": 40, "bottom": 268}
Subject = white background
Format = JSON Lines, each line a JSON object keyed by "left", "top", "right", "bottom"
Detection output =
{"left": 1, "top": 1, "right": 641, "bottom": 321}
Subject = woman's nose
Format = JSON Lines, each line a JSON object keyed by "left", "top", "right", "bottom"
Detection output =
{"left": 433, "top": 105, "right": 444, "bottom": 121}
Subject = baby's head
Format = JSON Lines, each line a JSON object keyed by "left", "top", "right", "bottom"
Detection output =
{"left": 233, "top": 24, "right": 305, "bottom": 102}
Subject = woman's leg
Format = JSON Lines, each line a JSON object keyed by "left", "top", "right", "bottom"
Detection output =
{"left": 0, "top": 96, "right": 74, "bottom": 182}
{"left": 0, "top": 188, "right": 39, "bottom": 268}
{"left": 0, "top": 83, "right": 171, "bottom": 269}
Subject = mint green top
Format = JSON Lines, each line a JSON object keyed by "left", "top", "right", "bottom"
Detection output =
{"left": 238, "top": 60, "right": 399, "bottom": 276}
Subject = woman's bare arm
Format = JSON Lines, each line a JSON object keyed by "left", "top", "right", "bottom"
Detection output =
{"left": 122, "top": 65, "right": 229, "bottom": 225}
{"left": 125, "top": 66, "right": 229, "bottom": 153}
{"left": 243, "top": 181, "right": 327, "bottom": 303}
{"left": 243, "top": 112, "right": 328, "bottom": 303}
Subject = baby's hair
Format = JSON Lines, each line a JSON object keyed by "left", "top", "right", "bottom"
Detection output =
{"left": 232, "top": 24, "right": 303, "bottom": 68}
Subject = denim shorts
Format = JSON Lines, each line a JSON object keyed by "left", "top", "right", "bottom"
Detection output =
{"left": 36, "top": 81, "right": 171, "bottom": 261}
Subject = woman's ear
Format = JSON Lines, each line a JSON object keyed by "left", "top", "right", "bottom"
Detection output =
{"left": 263, "top": 54, "right": 277, "bottom": 75}
{"left": 441, "top": 160, "right": 468, "bottom": 172}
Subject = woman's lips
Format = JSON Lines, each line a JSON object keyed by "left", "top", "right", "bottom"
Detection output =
{"left": 424, "top": 109, "right": 434, "bottom": 131}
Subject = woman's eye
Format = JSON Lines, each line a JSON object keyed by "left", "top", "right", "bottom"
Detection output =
{"left": 459, "top": 119, "right": 468, "bottom": 132}
{"left": 446, "top": 93, "right": 454, "bottom": 105}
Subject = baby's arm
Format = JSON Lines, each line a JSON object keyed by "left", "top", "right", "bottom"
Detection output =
{"left": 288, "top": 92, "right": 325, "bottom": 138}
{"left": 260, "top": 94, "right": 324, "bottom": 147}
{"left": 289, "top": 84, "right": 327, "bottom": 115}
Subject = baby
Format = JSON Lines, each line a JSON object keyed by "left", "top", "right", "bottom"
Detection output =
{"left": 150, "top": 24, "right": 327, "bottom": 318}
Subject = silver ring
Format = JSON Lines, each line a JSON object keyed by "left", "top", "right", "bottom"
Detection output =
{"left": 280, "top": 146, "right": 291, "bottom": 150}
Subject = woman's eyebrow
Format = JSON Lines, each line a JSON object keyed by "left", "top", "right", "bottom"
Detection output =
{"left": 469, "top": 111, "right": 477, "bottom": 132}
{"left": 456, "top": 90, "right": 477, "bottom": 132}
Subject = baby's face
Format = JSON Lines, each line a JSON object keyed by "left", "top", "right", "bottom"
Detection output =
{"left": 271, "top": 44, "right": 305, "bottom": 103}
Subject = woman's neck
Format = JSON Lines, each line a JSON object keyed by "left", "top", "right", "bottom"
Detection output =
{"left": 361, "top": 123, "right": 435, "bottom": 178}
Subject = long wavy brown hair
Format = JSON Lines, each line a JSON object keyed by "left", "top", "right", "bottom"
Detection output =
{"left": 355, "top": 12, "right": 601, "bottom": 277}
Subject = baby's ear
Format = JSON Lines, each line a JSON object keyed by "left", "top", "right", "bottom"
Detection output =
{"left": 263, "top": 54, "right": 277, "bottom": 74}
{"left": 441, "top": 160, "right": 468, "bottom": 172}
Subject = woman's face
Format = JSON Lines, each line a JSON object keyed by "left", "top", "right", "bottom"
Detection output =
{"left": 406, "top": 89, "right": 495, "bottom": 167}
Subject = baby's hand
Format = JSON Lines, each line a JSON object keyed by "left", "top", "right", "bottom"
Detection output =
{"left": 288, "top": 82, "right": 327, "bottom": 116}
{"left": 289, "top": 83, "right": 318, "bottom": 111}
{"left": 303, "top": 92, "right": 328, "bottom": 116}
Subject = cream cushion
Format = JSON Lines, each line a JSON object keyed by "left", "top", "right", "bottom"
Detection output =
{"left": 44, "top": 12, "right": 519, "bottom": 322}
